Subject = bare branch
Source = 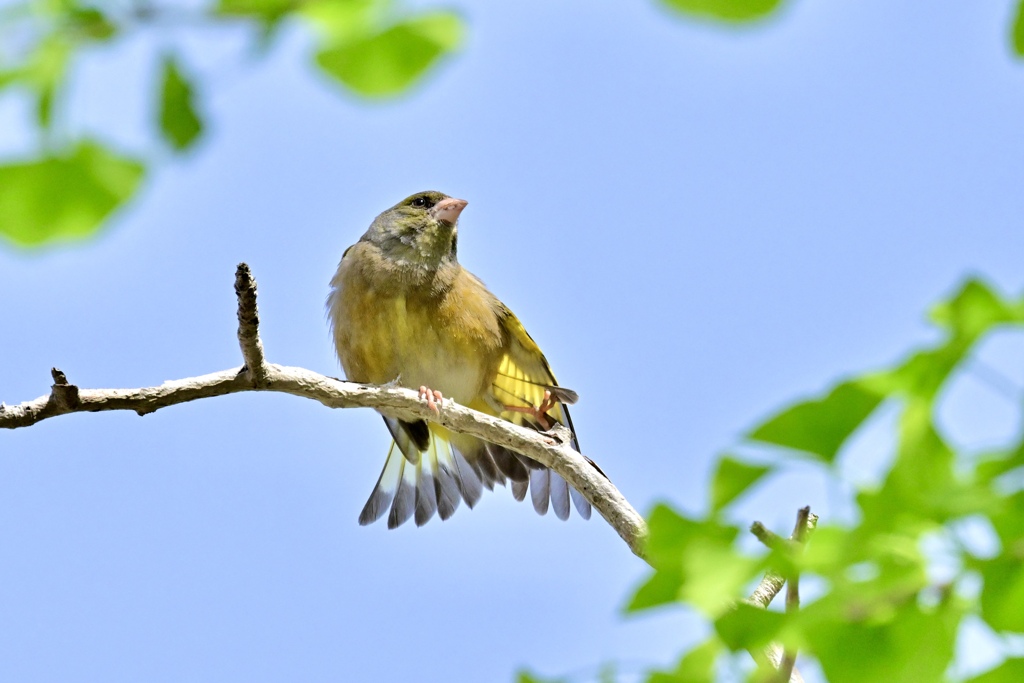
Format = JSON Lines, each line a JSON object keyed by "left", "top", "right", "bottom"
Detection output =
{"left": 746, "top": 510, "right": 819, "bottom": 608}
{"left": 745, "top": 508, "right": 818, "bottom": 683}
{"left": 747, "top": 569, "right": 786, "bottom": 611}
{"left": 775, "top": 506, "right": 811, "bottom": 682}
{"left": 750, "top": 521, "right": 785, "bottom": 551}
{"left": 1, "top": 363, "right": 647, "bottom": 555}
{"left": 234, "top": 262, "right": 268, "bottom": 386}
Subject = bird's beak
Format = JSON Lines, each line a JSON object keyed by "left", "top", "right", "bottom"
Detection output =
{"left": 431, "top": 197, "right": 468, "bottom": 224}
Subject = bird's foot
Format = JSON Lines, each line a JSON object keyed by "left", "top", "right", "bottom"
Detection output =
{"left": 503, "top": 390, "right": 556, "bottom": 430}
{"left": 418, "top": 386, "right": 444, "bottom": 415}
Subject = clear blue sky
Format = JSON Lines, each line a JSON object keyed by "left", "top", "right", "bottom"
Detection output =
{"left": 2, "top": 1, "right": 1023, "bottom": 681}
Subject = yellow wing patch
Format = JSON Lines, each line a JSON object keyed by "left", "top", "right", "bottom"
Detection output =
{"left": 490, "top": 349, "right": 570, "bottom": 432}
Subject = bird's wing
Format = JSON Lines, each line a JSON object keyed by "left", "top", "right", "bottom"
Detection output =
{"left": 491, "top": 306, "right": 579, "bottom": 446}
{"left": 487, "top": 306, "right": 591, "bottom": 521}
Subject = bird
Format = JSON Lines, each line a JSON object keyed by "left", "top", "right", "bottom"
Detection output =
{"left": 327, "top": 190, "right": 592, "bottom": 528}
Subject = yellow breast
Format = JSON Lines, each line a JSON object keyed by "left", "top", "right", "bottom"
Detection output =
{"left": 328, "top": 242, "right": 506, "bottom": 405}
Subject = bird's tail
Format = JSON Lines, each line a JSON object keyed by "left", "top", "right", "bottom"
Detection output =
{"left": 359, "top": 417, "right": 484, "bottom": 528}
{"left": 358, "top": 416, "right": 591, "bottom": 528}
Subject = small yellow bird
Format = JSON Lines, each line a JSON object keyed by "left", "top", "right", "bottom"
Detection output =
{"left": 327, "top": 190, "right": 591, "bottom": 528}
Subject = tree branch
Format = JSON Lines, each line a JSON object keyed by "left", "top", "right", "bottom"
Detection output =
{"left": 746, "top": 510, "right": 818, "bottom": 609}
{"left": 775, "top": 506, "right": 811, "bottom": 682}
{"left": 1, "top": 264, "right": 648, "bottom": 558}
{"left": 746, "top": 507, "right": 818, "bottom": 683}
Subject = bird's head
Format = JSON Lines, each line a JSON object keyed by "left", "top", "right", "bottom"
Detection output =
{"left": 363, "top": 191, "right": 468, "bottom": 268}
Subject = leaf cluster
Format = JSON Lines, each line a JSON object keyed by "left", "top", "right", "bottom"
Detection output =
{"left": 0, "top": 0, "right": 464, "bottom": 247}
{"left": 526, "top": 279, "right": 1024, "bottom": 682}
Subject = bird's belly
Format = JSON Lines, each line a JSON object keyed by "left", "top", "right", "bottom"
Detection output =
{"left": 338, "top": 291, "right": 493, "bottom": 406}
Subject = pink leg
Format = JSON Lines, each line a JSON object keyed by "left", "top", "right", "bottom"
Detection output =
{"left": 504, "top": 390, "right": 556, "bottom": 430}
{"left": 418, "top": 386, "right": 444, "bottom": 415}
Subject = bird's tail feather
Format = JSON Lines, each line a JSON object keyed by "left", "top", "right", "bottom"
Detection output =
{"left": 359, "top": 416, "right": 591, "bottom": 528}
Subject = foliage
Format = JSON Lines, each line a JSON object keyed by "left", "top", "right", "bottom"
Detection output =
{"left": 3, "top": 1, "right": 1024, "bottom": 248}
{"left": 658, "top": 0, "right": 785, "bottom": 24}
{"left": 0, "top": 0, "right": 464, "bottom": 248}
{"left": 524, "top": 278, "right": 1024, "bottom": 682}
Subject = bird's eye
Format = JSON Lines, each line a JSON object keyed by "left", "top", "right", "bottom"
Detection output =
{"left": 412, "top": 197, "right": 430, "bottom": 208}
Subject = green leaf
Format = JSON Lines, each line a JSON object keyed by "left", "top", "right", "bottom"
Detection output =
{"left": 628, "top": 566, "right": 685, "bottom": 611}
{"left": 659, "top": 0, "right": 785, "bottom": 23}
{"left": 0, "top": 68, "right": 23, "bottom": 91}
{"left": 714, "top": 603, "right": 785, "bottom": 651}
{"left": 710, "top": 455, "right": 771, "bottom": 511}
{"left": 158, "top": 55, "right": 203, "bottom": 151}
{"left": 979, "top": 499, "right": 1024, "bottom": 633}
{"left": 646, "top": 637, "right": 722, "bottom": 683}
{"left": 1012, "top": 1, "right": 1024, "bottom": 57}
{"left": 851, "top": 280, "right": 1017, "bottom": 404}
{"left": 980, "top": 555, "right": 1024, "bottom": 631}
{"left": 302, "top": 0, "right": 377, "bottom": 41}
{"left": 216, "top": 0, "right": 299, "bottom": 24}
{"left": 929, "top": 278, "right": 1022, "bottom": 337}
{"left": 628, "top": 505, "right": 761, "bottom": 617}
{"left": 514, "top": 670, "right": 566, "bottom": 683}
{"left": 315, "top": 12, "right": 464, "bottom": 97}
{"left": 0, "top": 141, "right": 145, "bottom": 247}
{"left": 26, "top": 36, "right": 72, "bottom": 128}
{"left": 800, "top": 598, "right": 963, "bottom": 683}
{"left": 69, "top": 7, "right": 117, "bottom": 41}
{"left": 747, "top": 379, "right": 884, "bottom": 462}
{"left": 967, "top": 658, "right": 1024, "bottom": 683}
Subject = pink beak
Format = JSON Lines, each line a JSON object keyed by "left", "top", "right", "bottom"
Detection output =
{"left": 431, "top": 197, "right": 468, "bottom": 224}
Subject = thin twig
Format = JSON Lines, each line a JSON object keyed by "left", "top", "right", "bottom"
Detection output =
{"left": 747, "top": 511, "right": 818, "bottom": 608}
{"left": 234, "top": 263, "right": 268, "bottom": 386}
{"left": 750, "top": 521, "right": 785, "bottom": 551}
{"left": 776, "top": 506, "right": 811, "bottom": 682}
{"left": 744, "top": 508, "right": 818, "bottom": 683}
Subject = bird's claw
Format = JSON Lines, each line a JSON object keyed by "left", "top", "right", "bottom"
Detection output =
{"left": 418, "top": 386, "right": 444, "bottom": 415}
{"left": 504, "top": 389, "right": 556, "bottom": 430}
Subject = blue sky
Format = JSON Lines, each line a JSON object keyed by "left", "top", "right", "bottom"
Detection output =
{"left": 2, "top": 1, "right": 1024, "bottom": 681}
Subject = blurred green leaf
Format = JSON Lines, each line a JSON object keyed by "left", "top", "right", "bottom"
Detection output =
{"left": 875, "top": 279, "right": 1024, "bottom": 401}
{"left": 929, "top": 278, "right": 1022, "bottom": 335}
{"left": 713, "top": 603, "right": 784, "bottom": 651}
{"left": 217, "top": 0, "right": 299, "bottom": 25}
{"left": 68, "top": 7, "right": 117, "bottom": 41}
{"left": 710, "top": 455, "right": 771, "bottom": 511}
{"left": 26, "top": 35, "right": 72, "bottom": 128}
{"left": 315, "top": 12, "right": 463, "bottom": 97}
{"left": 659, "top": 0, "right": 784, "bottom": 23}
{"left": 989, "top": 491, "right": 1024, "bottom": 542}
{"left": 979, "top": 496, "right": 1024, "bottom": 632}
{"left": 628, "top": 566, "right": 686, "bottom": 611}
{"left": 0, "top": 141, "right": 145, "bottom": 247}
{"left": 646, "top": 637, "right": 722, "bottom": 683}
{"left": 0, "top": 68, "right": 22, "bottom": 91}
{"left": 747, "top": 379, "right": 884, "bottom": 462}
{"left": 800, "top": 598, "right": 963, "bottom": 683}
{"left": 158, "top": 54, "right": 203, "bottom": 151}
{"left": 628, "top": 505, "right": 761, "bottom": 616}
{"left": 302, "top": 0, "right": 377, "bottom": 41}
{"left": 980, "top": 554, "right": 1024, "bottom": 632}
{"left": 515, "top": 670, "right": 566, "bottom": 683}
{"left": 967, "top": 658, "right": 1024, "bottom": 683}
{"left": 1012, "top": 0, "right": 1024, "bottom": 57}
